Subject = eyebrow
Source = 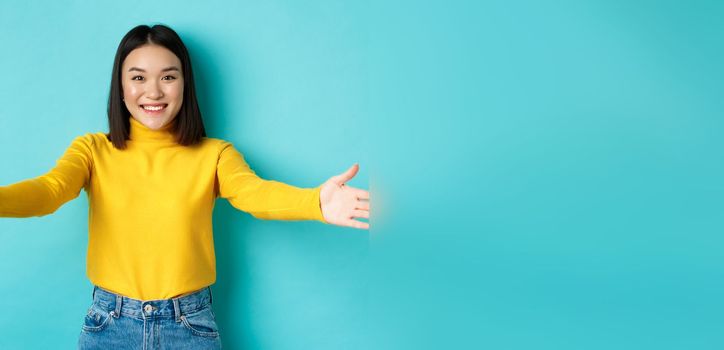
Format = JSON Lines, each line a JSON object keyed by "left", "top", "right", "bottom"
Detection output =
{"left": 127, "top": 66, "right": 181, "bottom": 73}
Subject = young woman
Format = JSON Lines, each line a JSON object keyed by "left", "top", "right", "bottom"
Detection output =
{"left": 0, "top": 24, "right": 370, "bottom": 349}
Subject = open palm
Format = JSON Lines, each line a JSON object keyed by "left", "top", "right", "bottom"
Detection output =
{"left": 320, "top": 164, "right": 370, "bottom": 229}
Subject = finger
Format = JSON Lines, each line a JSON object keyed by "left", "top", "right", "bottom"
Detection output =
{"left": 330, "top": 164, "right": 359, "bottom": 185}
{"left": 345, "top": 219, "right": 369, "bottom": 230}
{"left": 352, "top": 188, "right": 369, "bottom": 200}
{"left": 355, "top": 200, "right": 369, "bottom": 211}
{"left": 350, "top": 210, "right": 369, "bottom": 219}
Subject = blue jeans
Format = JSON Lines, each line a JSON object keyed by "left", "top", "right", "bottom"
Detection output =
{"left": 78, "top": 285, "right": 223, "bottom": 349}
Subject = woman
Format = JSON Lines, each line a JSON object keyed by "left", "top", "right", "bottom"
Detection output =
{"left": 0, "top": 24, "right": 369, "bottom": 349}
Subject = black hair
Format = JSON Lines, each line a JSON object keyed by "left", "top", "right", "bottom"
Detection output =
{"left": 107, "top": 24, "right": 206, "bottom": 149}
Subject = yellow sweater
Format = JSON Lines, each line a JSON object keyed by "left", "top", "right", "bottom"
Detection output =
{"left": 0, "top": 117, "right": 325, "bottom": 300}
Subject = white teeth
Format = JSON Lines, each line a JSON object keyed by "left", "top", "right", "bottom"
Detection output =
{"left": 143, "top": 105, "right": 165, "bottom": 111}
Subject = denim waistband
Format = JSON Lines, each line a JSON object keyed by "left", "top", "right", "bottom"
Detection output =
{"left": 91, "top": 285, "right": 213, "bottom": 321}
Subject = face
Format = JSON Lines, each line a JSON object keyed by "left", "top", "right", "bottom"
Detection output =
{"left": 121, "top": 44, "right": 184, "bottom": 130}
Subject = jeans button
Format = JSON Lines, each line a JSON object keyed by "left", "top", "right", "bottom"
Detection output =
{"left": 144, "top": 304, "right": 153, "bottom": 313}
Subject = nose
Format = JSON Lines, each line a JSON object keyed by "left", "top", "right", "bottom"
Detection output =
{"left": 146, "top": 81, "right": 164, "bottom": 99}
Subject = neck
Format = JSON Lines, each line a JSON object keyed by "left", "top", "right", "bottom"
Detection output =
{"left": 128, "top": 117, "right": 176, "bottom": 142}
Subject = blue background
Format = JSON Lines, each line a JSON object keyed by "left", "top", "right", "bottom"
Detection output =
{"left": 1, "top": 0, "right": 723, "bottom": 349}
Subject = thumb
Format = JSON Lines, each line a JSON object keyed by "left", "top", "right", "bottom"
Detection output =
{"left": 329, "top": 163, "right": 359, "bottom": 185}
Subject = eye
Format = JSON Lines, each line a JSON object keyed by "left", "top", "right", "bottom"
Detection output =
{"left": 131, "top": 75, "right": 144, "bottom": 81}
{"left": 162, "top": 75, "right": 177, "bottom": 81}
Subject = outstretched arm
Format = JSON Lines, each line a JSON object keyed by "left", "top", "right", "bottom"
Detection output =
{"left": 217, "top": 142, "right": 326, "bottom": 222}
{"left": 216, "top": 142, "right": 370, "bottom": 229}
{"left": 319, "top": 164, "right": 370, "bottom": 230}
{"left": 0, "top": 135, "right": 93, "bottom": 217}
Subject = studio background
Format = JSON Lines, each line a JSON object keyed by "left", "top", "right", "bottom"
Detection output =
{"left": 2, "top": 0, "right": 724, "bottom": 349}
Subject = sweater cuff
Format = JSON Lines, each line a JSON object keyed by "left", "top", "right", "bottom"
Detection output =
{"left": 311, "top": 186, "right": 328, "bottom": 224}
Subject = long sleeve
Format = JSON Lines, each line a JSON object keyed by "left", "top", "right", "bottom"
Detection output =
{"left": 216, "top": 141, "right": 325, "bottom": 222}
{"left": 0, "top": 134, "right": 93, "bottom": 217}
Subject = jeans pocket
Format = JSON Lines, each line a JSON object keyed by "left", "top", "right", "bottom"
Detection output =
{"left": 180, "top": 306, "right": 220, "bottom": 338}
{"left": 81, "top": 304, "right": 113, "bottom": 333}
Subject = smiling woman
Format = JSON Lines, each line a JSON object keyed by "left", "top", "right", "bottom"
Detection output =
{"left": 0, "top": 23, "right": 370, "bottom": 350}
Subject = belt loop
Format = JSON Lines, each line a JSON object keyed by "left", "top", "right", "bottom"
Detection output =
{"left": 208, "top": 286, "right": 213, "bottom": 305}
{"left": 113, "top": 295, "right": 122, "bottom": 318}
{"left": 92, "top": 286, "right": 97, "bottom": 300}
{"left": 173, "top": 297, "right": 182, "bottom": 323}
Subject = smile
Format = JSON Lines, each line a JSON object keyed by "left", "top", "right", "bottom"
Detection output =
{"left": 141, "top": 104, "right": 167, "bottom": 113}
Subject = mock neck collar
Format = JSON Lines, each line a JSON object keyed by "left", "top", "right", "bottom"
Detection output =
{"left": 128, "top": 117, "right": 176, "bottom": 142}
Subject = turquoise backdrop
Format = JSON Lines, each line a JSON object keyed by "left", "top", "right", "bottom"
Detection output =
{"left": 2, "top": 1, "right": 724, "bottom": 349}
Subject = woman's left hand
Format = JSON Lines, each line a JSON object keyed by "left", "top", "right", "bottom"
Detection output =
{"left": 320, "top": 164, "right": 370, "bottom": 229}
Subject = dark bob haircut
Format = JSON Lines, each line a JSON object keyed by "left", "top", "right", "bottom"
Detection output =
{"left": 107, "top": 24, "right": 206, "bottom": 149}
